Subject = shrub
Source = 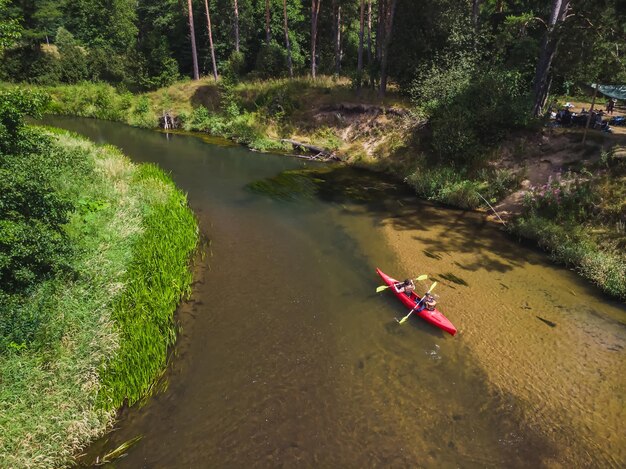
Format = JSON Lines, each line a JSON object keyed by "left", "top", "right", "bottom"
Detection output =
{"left": 522, "top": 174, "right": 598, "bottom": 222}
{"left": 223, "top": 51, "right": 245, "bottom": 82}
{"left": 412, "top": 54, "right": 532, "bottom": 168}
{"left": 55, "top": 28, "right": 88, "bottom": 84}
{"left": 254, "top": 42, "right": 287, "bottom": 79}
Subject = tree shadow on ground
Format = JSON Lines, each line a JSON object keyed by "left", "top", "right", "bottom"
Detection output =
{"left": 190, "top": 85, "right": 221, "bottom": 111}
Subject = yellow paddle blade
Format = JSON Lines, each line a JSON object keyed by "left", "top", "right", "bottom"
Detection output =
{"left": 415, "top": 274, "right": 428, "bottom": 282}
{"left": 375, "top": 285, "right": 390, "bottom": 293}
{"left": 427, "top": 281, "right": 438, "bottom": 293}
{"left": 398, "top": 316, "right": 409, "bottom": 324}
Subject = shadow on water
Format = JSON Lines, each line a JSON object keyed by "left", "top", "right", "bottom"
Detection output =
{"left": 247, "top": 165, "right": 527, "bottom": 275}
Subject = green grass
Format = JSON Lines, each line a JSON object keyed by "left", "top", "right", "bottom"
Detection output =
{"left": 511, "top": 156, "right": 626, "bottom": 300}
{"left": 0, "top": 130, "right": 198, "bottom": 467}
{"left": 511, "top": 215, "right": 626, "bottom": 299}
{"left": 405, "top": 165, "right": 520, "bottom": 210}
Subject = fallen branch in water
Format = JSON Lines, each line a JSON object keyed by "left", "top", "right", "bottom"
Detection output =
{"left": 477, "top": 192, "right": 507, "bottom": 226}
{"left": 280, "top": 139, "right": 340, "bottom": 161}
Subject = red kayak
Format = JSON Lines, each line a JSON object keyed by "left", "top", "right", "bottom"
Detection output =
{"left": 376, "top": 268, "right": 457, "bottom": 336}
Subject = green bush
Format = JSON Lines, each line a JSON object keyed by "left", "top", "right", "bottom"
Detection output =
{"left": 56, "top": 28, "right": 88, "bottom": 84}
{"left": 223, "top": 51, "right": 245, "bottom": 82}
{"left": 522, "top": 174, "right": 598, "bottom": 222}
{"left": 254, "top": 42, "right": 288, "bottom": 79}
{"left": 188, "top": 106, "right": 226, "bottom": 134}
{"left": 412, "top": 55, "right": 532, "bottom": 168}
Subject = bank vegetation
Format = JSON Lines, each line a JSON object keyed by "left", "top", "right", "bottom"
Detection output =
{"left": 0, "top": 89, "right": 198, "bottom": 467}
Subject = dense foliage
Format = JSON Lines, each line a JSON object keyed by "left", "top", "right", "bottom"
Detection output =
{"left": 2, "top": 0, "right": 624, "bottom": 176}
{"left": 1, "top": 1, "right": 624, "bottom": 91}
{"left": 0, "top": 89, "right": 77, "bottom": 351}
{"left": 0, "top": 92, "right": 198, "bottom": 466}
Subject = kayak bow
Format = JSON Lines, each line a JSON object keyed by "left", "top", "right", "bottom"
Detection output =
{"left": 376, "top": 268, "right": 457, "bottom": 336}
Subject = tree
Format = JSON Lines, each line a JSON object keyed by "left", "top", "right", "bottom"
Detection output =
{"left": 332, "top": 0, "right": 342, "bottom": 75}
{"left": 203, "top": 0, "right": 218, "bottom": 80}
{"left": 471, "top": 0, "right": 483, "bottom": 29}
{"left": 265, "top": 0, "right": 272, "bottom": 44}
{"left": 0, "top": 0, "right": 21, "bottom": 53}
{"left": 186, "top": 0, "right": 200, "bottom": 80}
{"left": 357, "top": 0, "right": 365, "bottom": 79}
{"left": 283, "top": 0, "right": 293, "bottom": 77}
{"left": 366, "top": 0, "right": 372, "bottom": 67}
{"left": 62, "top": 0, "right": 137, "bottom": 53}
{"left": 233, "top": 0, "right": 240, "bottom": 52}
{"left": 379, "top": 0, "right": 398, "bottom": 96}
{"left": 531, "top": 0, "right": 570, "bottom": 117}
{"left": 311, "top": 0, "right": 322, "bottom": 78}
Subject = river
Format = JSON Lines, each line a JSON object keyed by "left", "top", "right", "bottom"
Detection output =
{"left": 44, "top": 117, "right": 625, "bottom": 468}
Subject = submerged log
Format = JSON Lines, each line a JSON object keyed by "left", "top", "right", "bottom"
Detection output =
{"left": 280, "top": 139, "right": 340, "bottom": 161}
{"left": 281, "top": 138, "right": 327, "bottom": 154}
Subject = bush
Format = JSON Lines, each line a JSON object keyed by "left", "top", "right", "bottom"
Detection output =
{"left": 87, "top": 46, "right": 128, "bottom": 83}
{"left": 223, "top": 51, "right": 245, "bottom": 82}
{"left": 254, "top": 42, "right": 287, "bottom": 79}
{"left": 55, "top": 28, "right": 88, "bottom": 84}
{"left": 188, "top": 106, "right": 226, "bottom": 134}
{"left": 412, "top": 55, "right": 532, "bottom": 168}
{"left": 522, "top": 174, "right": 599, "bottom": 222}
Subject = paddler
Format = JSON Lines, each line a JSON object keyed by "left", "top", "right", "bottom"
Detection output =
{"left": 394, "top": 279, "right": 415, "bottom": 297}
{"left": 422, "top": 292, "right": 437, "bottom": 311}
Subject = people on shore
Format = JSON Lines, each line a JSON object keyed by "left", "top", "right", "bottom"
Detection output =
{"left": 606, "top": 98, "right": 616, "bottom": 114}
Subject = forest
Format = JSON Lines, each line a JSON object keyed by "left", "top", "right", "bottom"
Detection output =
{"left": 1, "top": 1, "right": 624, "bottom": 100}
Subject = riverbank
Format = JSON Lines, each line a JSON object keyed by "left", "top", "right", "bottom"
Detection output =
{"left": 3, "top": 79, "right": 624, "bottom": 300}
{"left": 0, "top": 126, "right": 198, "bottom": 467}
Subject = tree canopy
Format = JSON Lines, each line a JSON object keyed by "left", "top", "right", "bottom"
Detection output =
{"left": 0, "top": 0, "right": 624, "bottom": 106}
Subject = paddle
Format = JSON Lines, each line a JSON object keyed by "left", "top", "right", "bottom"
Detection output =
{"left": 397, "top": 281, "right": 438, "bottom": 324}
{"left": 376, "top": 274, "right": 428, "bottom": 293}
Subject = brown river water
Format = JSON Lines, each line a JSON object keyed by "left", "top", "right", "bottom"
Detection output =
{"left": 44, "top": 117, "right": 625, "bottom": 468}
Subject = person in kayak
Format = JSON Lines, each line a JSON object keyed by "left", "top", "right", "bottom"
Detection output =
{"left": 422, "top": 292, "right": 437, "bottom": 311}
{"left": 394, "top": 279, "right": 415, "bottom": 297}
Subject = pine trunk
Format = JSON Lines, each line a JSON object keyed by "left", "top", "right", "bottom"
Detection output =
{"left": 376, "top": 0, "right": 384, "bottom": 61}
{"left": 311, "top": 0, "right": 321, "bottom": 78}
{"left": 472, "top": 0, "right": 482, "bottom": 29}
{"left": 379, "top": 0, "right": 397, "bottom": 96}
{"left": 366, "top": 0, "right": 372, "bottom": 66}
{"left": 531, "top": 0, "right": 570, "bottom": 117}
{"left": 234, "top": 0, "right": 240, "bottom": 52}
{"left": 265, "top": 0, "right": 271, "bottom": 44}
{"left": 357, "top": 0, "right": 365, "bottom": 80}
{"left": 334, "top": 4, "right": 342, "bottom": 75}
{"left": 187, "top": 0, "right": 200, "bottom": 80}
{"left": 283, "top": 0, "right": 293, "bottom": 77}
{"left": 204, "top": 0, "right": 218, "bottom": 80}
